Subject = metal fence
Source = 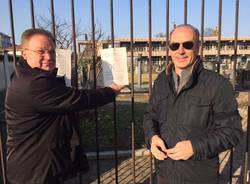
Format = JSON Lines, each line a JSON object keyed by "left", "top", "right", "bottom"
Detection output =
{"left": 1, "top": 0, "right": 250, "bottom": 184}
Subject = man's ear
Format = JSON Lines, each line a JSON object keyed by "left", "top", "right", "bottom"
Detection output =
{"left": 21, "top": 49, "right": 27, "bottom": 60}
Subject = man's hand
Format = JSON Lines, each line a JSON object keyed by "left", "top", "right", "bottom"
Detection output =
{"left": 150, "top": 135, "right": 168, "bottom": 160}
{"left": 110, "top": 83, "right": 123, "bottom": 95}
{"left": 166, "top": 140, "right": 194, "bottom": 160}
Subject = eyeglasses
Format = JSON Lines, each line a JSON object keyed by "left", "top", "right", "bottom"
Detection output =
{"left": 169, "top": 41, "right": 194, "bottom": 51}
{"left": 25, "top": 48, "right": 56, "bottom": 56}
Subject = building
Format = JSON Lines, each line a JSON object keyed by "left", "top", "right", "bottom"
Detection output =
{"left": 0, "top": 32, "right": 11, "bottom": 49}
{"left": 77, "top": 36, "right": 250, "bottom": 74}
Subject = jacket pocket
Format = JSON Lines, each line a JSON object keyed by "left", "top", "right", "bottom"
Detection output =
{"left": 181, "top": 95, "right": 211, "bottom": 128}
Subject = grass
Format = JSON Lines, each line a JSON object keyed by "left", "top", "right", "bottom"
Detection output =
{"left": 80, "top": 94, "right": 149, "bottom": 152}
{"left": 80, "top": 73, "right": 159, "bottom": 152}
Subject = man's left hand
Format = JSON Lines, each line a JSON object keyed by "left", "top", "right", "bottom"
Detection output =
{"left": 166, "top": 140, "right": 194, "bottom": 160}
{"left": 110, "top": 83, "right": 124, "bottom": 95}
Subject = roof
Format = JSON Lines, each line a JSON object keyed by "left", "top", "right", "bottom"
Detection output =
{"left": 77, "top": 36, "right": 250, "bottom": 44}
{"left": 0, "top": 32, "right": 11, "bottom": 38}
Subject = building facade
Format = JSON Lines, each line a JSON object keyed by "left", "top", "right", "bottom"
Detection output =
{"left": 0, "top": 32, "right": 11, "bottom": 49}
{"left": 78, "top": 36, "right": 250, "bottom": 73}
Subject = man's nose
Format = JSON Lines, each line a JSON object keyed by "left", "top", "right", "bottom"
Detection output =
{"left": 178, "top": 45, "right": 185, "bottom": 54}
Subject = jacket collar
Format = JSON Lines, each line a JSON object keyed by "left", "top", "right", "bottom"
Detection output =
{"left": 165, "top": 57, "right": 203, "bottom": 94}
{"left": 17, "top": 60, "right": 58, "bottom": 76}
{"left": 165, "top": 56, "right": 203, "bottom": 76}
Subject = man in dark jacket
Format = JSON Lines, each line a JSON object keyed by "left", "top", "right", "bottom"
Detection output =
{"left": 143, "top": 24, "right": 243, "bottom": 184}
{"left": 5, "top": 28, "right": 122, "bottom": 184}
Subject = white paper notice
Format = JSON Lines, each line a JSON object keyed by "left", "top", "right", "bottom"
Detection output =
{"left": 100, "top": 47, "right": 129, "bottom": 86}
{"left": 56, "top": 49, "right": 71, "bottom": 87}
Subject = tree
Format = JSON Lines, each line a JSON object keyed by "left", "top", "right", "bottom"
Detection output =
{"left": 36, "top": 15, "right": 84, "bottom": 49}
{"left": 77, "top": 21, "right": 106, "bottom": 88}
{"left": 204, "top": 27, "right": 219, "bottom": 37}
{"left": 204, "top": 28, "right": 214, "bottom": 37}
{"left": 36, "top": 15, "right": 106, "bottom": 88}
{"left": 155, "top": 32, "right": 166, "bottom": 38}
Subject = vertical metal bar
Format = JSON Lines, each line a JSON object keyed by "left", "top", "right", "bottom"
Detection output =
{"left": 148, "top": 0, "right": 153, "bottom": 183}
{"left": 129, "top": 0, "right": 135, "bottom": 183}
{"left": 6, "top": 2, "right": 16, "bottom": 184}
{"left": 200, "top": 0, "right": 205, "bottom": 59}
{"left": 244, "top": 95, "right": 250, "bottom": 184}
{"left": 90, "top": 1, "right": 96, "bottom": 89}
{"left": 90, "top": 0, "right": 100, "bottom": 184}
{"left": 3, "top": 53, "right": 9, "bottom": 88}
{"left": 165, "top": 0, "right": 170, "bottom": 64}
{"left": 184, "top": 0, "right": 187, "bottom": 24}
{"left": 217, "top": 0, "right": 222, "bottom": 74}
{"left": 0, "top": 78, "right": 6, "bottom": 184}
{"left": 70, "top": 1, "right": 82, "bottom": 184}
{"left": 229, "top": 1, "right": 239, "bottom": 183}
{"left": 77, "top": 43, "right": 80, "bottom": 55}
{"left": 30, "top": 0, "right": 35, "bottom": 28}
{"left": 50, "top": 0, "right": 56, "bottom": 40}
{"left": 0, "top": 54, "right": 7, "bottom": 183}
{"left": 0, "top": 128, "right": 6, "bottom": 184}
{"left": 8, "top": 0, "right": 17, "bottom": 68}
{"left": 110, "top": 0, "right": 115, "bottom": 48}
{"left": 71, "top": 0, "right": 78, "bottom": 89}
{"left": 109, "top": 0, "right": 118, "bottom": 183}
{"left": 232, "top": 0, "right": 239, "bottom": 89}
{"left": 148, "top": 1, "right": 152, "bottom": 95}
{"left": 0, "top": 53, "right": 8, "bottom": 184}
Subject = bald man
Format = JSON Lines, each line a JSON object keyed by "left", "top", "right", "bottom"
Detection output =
{"left": 143, "top": 24, "right": 242, "bottom": 184}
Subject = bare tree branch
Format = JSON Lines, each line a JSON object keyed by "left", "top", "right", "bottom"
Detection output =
{"left": 36, "top": 15, "right": 84, "bottom": 49}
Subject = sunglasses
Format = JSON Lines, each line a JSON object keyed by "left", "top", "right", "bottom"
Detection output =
{"left": 169, "top": 41, "right": 194, "bottom": 51}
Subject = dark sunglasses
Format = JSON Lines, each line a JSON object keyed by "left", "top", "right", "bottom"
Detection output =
{"left": 169, "top": 41, "right": 194, "bottom": 51}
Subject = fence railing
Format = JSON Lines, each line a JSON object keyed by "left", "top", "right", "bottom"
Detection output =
{"left": 1, "top": 0, "right": 250, "bottom": 184}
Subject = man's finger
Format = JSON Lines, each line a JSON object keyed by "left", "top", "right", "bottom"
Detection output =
{"left": 151, "top": 146, "right": 167, "bottom": 160}
{"left": 166, "top": 147, "right": 178, "bottom": 154}
{"left": 156, "top": 144, "right": 168, "bottom": 155}
{"left": 158, "top": 142, "right": 168, "bottom": 153}
{"left": 167, "top": 152, "right": 182, "bottom": 160}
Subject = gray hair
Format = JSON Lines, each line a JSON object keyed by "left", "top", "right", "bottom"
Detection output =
{"left": 21, "top": 28, "right": 55, "bottom": 47}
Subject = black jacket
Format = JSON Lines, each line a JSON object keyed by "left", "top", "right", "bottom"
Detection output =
{"left": 5, "top": 60, "right": 115, "bottom": 184}
{"left": 143, "top": 60, "right": 243, "bottom": 184}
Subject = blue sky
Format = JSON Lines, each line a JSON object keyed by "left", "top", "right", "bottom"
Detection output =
{"left": 1, "top": 0, "right": 250, "bottom": 44}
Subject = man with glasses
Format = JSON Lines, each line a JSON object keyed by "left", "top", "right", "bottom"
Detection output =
{"left": 5, "top": 28, "right": 122, "bottom": 184}
{"left": 143, "top": 24, "right": 242, "bottom": 184}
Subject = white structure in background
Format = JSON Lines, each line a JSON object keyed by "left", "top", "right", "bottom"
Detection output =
{"left": 56, "top": 49, "right": 72, "bottom": 87}
{"left": 0, "top": 32, "right": 11, "bottom": 49}
{"left": 100, "top": 47, "right": 129, "bottom": 87}
{"left": 0, "top": 49, "right": 72, "bottom": 89}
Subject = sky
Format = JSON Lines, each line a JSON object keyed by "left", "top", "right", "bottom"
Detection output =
{"left": 1, "top": 0, "right": 250, "bottom": 44}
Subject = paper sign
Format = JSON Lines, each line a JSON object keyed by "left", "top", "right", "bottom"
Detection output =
{"left": 100, "top": 47, "right": 129, "bottom": 86}
{"left": 56, "top": 49, "right": 72, "bottom": 87}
